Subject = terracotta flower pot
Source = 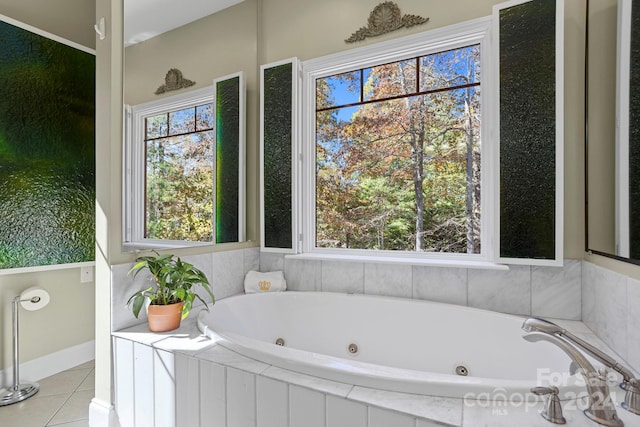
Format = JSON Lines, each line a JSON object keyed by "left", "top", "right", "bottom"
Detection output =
{"left": 147, "top": 301, "right": 183, "bottom": 332}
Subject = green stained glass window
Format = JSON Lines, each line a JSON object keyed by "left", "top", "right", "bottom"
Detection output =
{"left": 629, "top": 0, "right": 640, "bottom": 258}
{"left": 215, "top": 74, "right": 243, "bottom": 244}
{"left": 0, "top": 19, "right": 95, "bottom": 269}
{"left": 499, "top": 0, "right": 558, "bottom": 260}
{"left": 263, "top": 62, "right": 294, "bottom": 249}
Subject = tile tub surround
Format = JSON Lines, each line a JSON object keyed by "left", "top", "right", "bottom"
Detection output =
{"left": 582, "top": 261, "right": 640, "bottom": 374}
{"left": 112, "top": 315, "right": 640, "bottom": 427}
{"left": 110, "top": 247, "right": 259, "bottom": 332}
{"left": 273, "top": 254, "right": 583, "bottom": 319}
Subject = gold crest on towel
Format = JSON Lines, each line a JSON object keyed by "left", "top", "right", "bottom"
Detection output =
{"left": 258, "top": 280, "right": 272, "bottom": 291}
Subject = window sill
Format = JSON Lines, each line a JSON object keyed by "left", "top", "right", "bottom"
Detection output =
{"left": 123, "top": 241, "right": 212, "bottom": 252}
{"left": 285, "top": 253, "right": 509, "bottom": 270}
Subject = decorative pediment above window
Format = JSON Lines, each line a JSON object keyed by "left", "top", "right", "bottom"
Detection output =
{"left": 155, "top": 68, "right": 196, "bottom": 95}
{"left": 345, "top": 1, "right": 429, "bottom": 43}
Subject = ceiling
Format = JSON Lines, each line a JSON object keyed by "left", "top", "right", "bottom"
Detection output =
{"left": 124, "top": 0, "right": 245, "bottom": 47}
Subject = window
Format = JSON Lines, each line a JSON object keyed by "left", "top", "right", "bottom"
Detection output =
{"left": 144, "top": 103, "right": 214, "bottom": 242}
{"left": 124, "top": 86, "right": 216, "bottom": 248}
{"left": 302, "top": 18, "right": 494, "bottom": 262}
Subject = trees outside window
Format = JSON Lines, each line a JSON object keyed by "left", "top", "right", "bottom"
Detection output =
{"left": 124, "top": 86, "right": 218, "bottom": 247}
{"left": 315, "top": 45, "right": 481, "bottom": 254}
{"left": 144, "top": 103, "right": 214, "bottom": 242}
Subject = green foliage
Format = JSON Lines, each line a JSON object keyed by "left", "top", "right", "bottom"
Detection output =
{"left": 126, "top": 252, "right": 215, "bottom": 320}
{"left": 145, "top": 129, "right": 214, "bottom": 242}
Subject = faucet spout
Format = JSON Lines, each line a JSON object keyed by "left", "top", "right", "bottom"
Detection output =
{"left": 523, "top": 318, "right": 636, "bottom": 383}
{"left": 523, "top": 317, "right": 640, "bottom": 418}
{"left": 523, "top": 331, "right": 623, "bottom": 426}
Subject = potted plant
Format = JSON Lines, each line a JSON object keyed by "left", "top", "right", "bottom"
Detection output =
{"left": 126, "top": 252, "right": 215, "bottom": 332}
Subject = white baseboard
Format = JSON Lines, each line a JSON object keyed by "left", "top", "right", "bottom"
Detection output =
{"left": 90, "top": 398, "right": 120, "bottom": 427}
{"left": 0, "top": 340, "right": 95, "bottom": 384}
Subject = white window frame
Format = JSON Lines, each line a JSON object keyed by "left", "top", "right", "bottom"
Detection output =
{"left": 259, "top": 58, "right": 301, "bottom": 254}
{"left": 297, "top": 17, "right": 500, "bottom": 267}
{"left": 123, "top": 86, "right": 216, "bottom": 250}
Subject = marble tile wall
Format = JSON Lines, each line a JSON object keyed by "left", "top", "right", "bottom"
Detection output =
{"left": 110, "top": 247, "right": 259, "bottom": 332}
{"left": 110, "top": 248, "right": 639, "bottom": 374}
{"left": 582, "top": 261, "right": 640, "bottom": 374}
{"left": 262, "top": 253, "right": 583, "bottom": 320}
{"left": 268, "top": 253, "right": 639, "bottom": 373}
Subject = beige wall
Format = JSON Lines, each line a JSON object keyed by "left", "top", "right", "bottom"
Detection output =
{"left": 260, "top": 0, "right": 502, "bottom": 62}
{"left": 0, "top": 270, "right": 95, "bottom": 367}
{"left": 124, "top": 0, "right": 257, "bottom": 106}
{"left": 0, "top": 0, "right": 95, "bottom": 49}
{"left": 0, "top": 1, "right": 96, "bottom": 373}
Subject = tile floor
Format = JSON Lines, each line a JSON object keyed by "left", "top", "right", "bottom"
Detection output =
{"left": 0, "top": 360, "right": 94, "bottom": 427}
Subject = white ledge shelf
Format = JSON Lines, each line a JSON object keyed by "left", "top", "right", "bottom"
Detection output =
{"left": 285, "top": 253, "right": 509, "bottom": 270}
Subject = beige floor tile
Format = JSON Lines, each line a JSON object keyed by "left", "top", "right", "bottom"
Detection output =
{"left": 75, "top": 371, "right": 94, "bottom": 392}
{"left": 47, "top": 390, "right": 92, "bottom": 425}
{"left": 37, "top": 370, "right": 92, "bottom": 398}
{"left": 0, "top": 394, "right": 68, "bottom": 427}
{"left": 1, "top": 361, "right": 95, "bottom": 427}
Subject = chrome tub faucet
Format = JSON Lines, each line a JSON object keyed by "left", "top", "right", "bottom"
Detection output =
{"left": 522, "top": 317, "right": 640, "bottom": 426}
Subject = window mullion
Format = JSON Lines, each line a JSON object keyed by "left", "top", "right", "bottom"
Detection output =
{"left": 360, "top": 68, "right": 364, "bottom": 103}
{"left": 415, "top": 57, "right": 420, "bottom": 94}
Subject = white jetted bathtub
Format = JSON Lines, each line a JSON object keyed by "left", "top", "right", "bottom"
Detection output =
{"left": 197, "top": 291, "right": 581, "bottom": 399}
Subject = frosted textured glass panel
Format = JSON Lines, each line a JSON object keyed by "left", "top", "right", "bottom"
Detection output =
{"left": 0, "top": 18, "right": 95, "bottom": 269}
{"left": 630, "top": 1, "right": 640, "bottom": 258}
{"left": 216, "top": 76, "right": 241, "bottom": 244}
{"left": 263, "top": 62, "right": 293, "bottom": 248}
{"left": 499, "top": 0, "right": 556, "bottom": 259}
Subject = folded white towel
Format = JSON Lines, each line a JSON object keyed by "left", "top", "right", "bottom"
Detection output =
{"left": 244, "top": 270, "right": 287, "bottom": 293}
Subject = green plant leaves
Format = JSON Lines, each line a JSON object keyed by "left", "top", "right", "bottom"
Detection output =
{"left": 126, "top": 252, "right": 214, "bottom": 320}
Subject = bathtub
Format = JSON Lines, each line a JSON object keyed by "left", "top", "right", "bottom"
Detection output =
{"left": 197, "top": 291, "right": 582, "bottom": 400}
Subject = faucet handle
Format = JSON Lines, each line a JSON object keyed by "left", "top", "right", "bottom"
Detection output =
{"left": 622, "top": 378, "right": 640, "bottom": 415}
{"left": 531, "top": 386, "right": 567, "bottom": 425}
{"left": 532, "top": 386, "right": 558, "bottom": 395}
